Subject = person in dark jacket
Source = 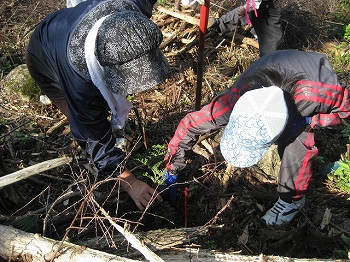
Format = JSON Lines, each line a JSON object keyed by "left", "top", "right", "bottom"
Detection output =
{"left": 164, "top": 49, "right": 350, "bottom": 225}
{"left": 207, "top": 0, "right": 283, "bottom": 56}
{"left": 25, "top": 0, "right": 170, "bottom": 211}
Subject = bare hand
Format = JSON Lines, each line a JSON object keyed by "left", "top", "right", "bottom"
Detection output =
{"left": 238, "top": 6, "right": 245, "bottom": 17}
{"left": 125, "top": 179, "right": 163, "bottom": 210}
{"left": 119, "top": 169, "right": 163, "bottom": 211}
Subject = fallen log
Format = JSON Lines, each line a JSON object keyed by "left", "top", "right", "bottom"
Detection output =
{"left": 0, "top": 225, "right": 346, "bottom": 262}
{"left": 0, "top": 156, "right": 72, "bottom": 188}
{"left": 80, "top": 226, "right": 210, "bottom": 252}
{"left": 156, "top": 249, "right": 348, "bottom": 262}
{"left": 0, "top": 225, "right": 138, "bottom": 262}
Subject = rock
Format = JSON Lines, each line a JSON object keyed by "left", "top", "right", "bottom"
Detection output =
{"left": 256, "top": 144, "right": 281, "bottom": 179}
{"left": 343, "top": 219, "right": 350, "bottom": 232}
{"left": 1, "top": 64, "right": 41, "bottom": 102}
{"left": 39, "top": 94, "right": 52, "bottom": 105}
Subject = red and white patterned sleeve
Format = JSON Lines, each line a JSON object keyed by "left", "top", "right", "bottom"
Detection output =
{"left": 165, "top": 86, "right": 250, "bottom": 174}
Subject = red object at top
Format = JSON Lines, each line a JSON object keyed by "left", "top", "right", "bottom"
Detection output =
{"left": 198, "top": 0, "right": 210, "bottom": 50}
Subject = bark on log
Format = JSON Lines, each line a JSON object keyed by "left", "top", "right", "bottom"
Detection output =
{"left": 0, "top": 156, "right": 72, "bottom": 188}
{"left": 0, "top": 225, "right": 346, "bottom": 262}
{"left": 0, "top": 225, "right": 138, "bottom": 262}
{"left": 81, "top": 226, "right": 210, "bottom": 252}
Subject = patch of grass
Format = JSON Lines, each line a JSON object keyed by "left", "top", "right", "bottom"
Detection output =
{"left": 344, "top": 24, "right": 350, "bottom": 40}
{"left": 157, "top": 0, "right": 173, "bottom": 8}
{"left": 328, "top": 160, "right": 350, "bottom": 200}
{"left": 0, "top": 118, "right": 11, "bottom": 126}
{"left": 331, "top": 228, "right": 350, "bottom": 259}
{"left": 335, "top": 0, "right": 350, "bottom": 25}
{"left": 326, "top": 42, "right": 350, "bottom": 74}
{"left": 327, "top": 123, "right": 350, "bottom": 200}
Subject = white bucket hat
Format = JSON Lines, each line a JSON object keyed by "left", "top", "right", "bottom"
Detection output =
{"left": 220, "top": 86, "right": 288, "bottom": 168}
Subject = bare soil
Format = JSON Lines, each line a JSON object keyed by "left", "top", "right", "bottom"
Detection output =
{"left": 1, "top": 0, "right": 350, "bottom": 260}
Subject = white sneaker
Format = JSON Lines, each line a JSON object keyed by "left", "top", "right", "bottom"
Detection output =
{"left": 260, "top": 197, "right": 305, "bottom": 226}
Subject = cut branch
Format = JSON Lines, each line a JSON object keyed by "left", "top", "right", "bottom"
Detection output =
{"left": 157, "top": 6, "right": 200, "bottom": 26}
{"left": 0, "top": 156, "right": 72, "bottom": 188}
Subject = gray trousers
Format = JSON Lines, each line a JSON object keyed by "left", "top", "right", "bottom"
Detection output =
{"left": 218, "top": 1, "right": 283, "bottom": 56}
{"left": 277, "top": 127, "right": 317, "bottom": 202}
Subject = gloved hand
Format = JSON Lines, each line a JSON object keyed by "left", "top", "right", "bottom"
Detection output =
{"left": 305, "top": 116, "right": 311, "bottom": 124}
{"left": 294, "top": 116, "right": 311, "bottom": 130}
{"left": 158, "top": 171, "right": 178, "bottom": 205}
{"left": 285, "top": 116, "right": 311, "bottom": 142}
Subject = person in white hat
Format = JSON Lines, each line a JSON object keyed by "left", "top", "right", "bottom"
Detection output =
{"left": 164, "top": 49, "right": 350, "bottom": 225}
{"left": 26, "top": 0, "right": 170, "bottom": 211}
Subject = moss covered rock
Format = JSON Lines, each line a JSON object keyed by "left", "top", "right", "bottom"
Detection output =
{"left": 1, "top": 64, "right": 41, "bottom": 102}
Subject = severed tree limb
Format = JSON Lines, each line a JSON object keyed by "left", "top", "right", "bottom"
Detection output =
{"left": 46, "top": 116, "right": 68, "bottom": 136}
{"left": 0, "top": 156, "right": 72, "bottom": 188}
{"left": 160, "top": 21, "right": 188, "bottom": 49}
{"left": 192, "top": 144, "right": 211, "bottom": 160}
{"left": 157, "top": 6, "right": 200, "bottom": 26}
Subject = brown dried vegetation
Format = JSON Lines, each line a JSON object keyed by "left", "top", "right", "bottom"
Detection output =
{"left": 0, "top": 0, "right": 350, "bottom": 260}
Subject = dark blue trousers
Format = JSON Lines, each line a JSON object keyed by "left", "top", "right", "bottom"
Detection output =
{"left": 217, "top": 1, "right": 283, "bottom": 56}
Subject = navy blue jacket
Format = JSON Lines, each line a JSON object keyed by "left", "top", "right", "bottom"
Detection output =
{"left": 29, "top": 0, "right": 156, "bottom": 176}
